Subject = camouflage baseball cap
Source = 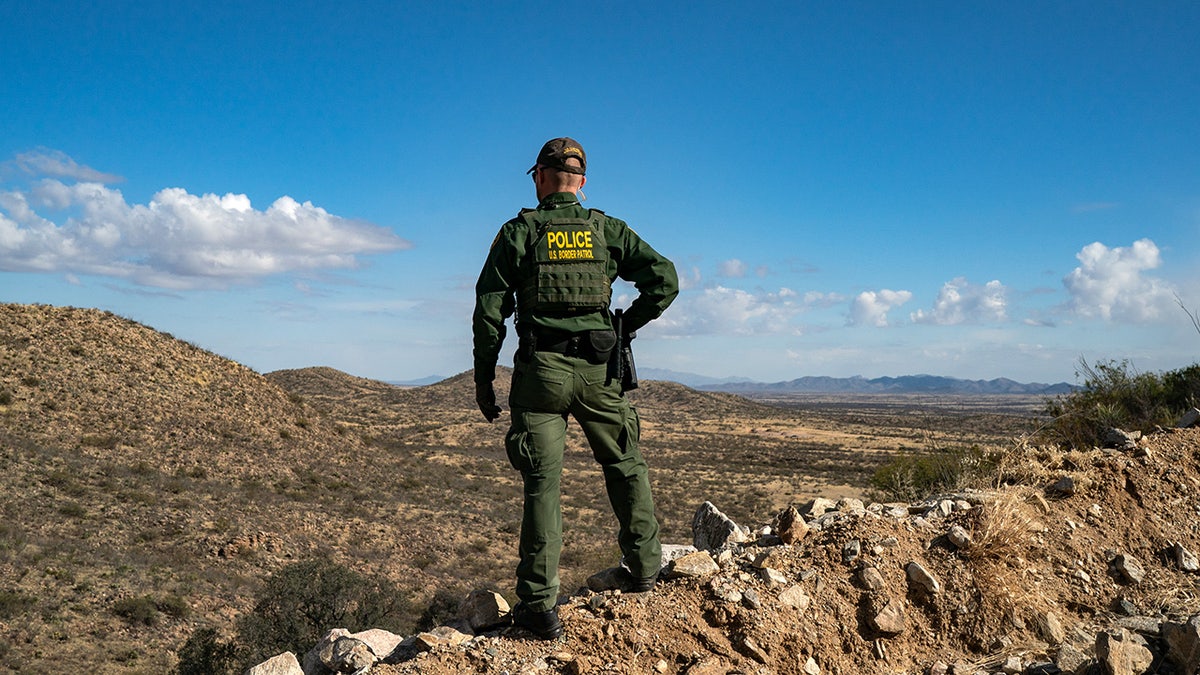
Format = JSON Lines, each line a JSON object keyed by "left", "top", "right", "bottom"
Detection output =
{"left": 527, "top": 137, "right": 586, "bottom": 175}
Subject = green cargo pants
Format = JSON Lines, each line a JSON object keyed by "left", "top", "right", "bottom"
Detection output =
{"left": 505, "top": 350, "right": 661, "bottom": 612}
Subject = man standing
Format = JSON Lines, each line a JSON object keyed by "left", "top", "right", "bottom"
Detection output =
{"left": 472, "top": 138, "right": 678, "bottom": 639}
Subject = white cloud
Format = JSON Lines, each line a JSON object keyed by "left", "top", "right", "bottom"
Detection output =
{"left": 848, "top": 289, "right": 912, "bottom": 327}
{"left": 2, "top": 148, "right": 123, "bottom": 183}
{"left": 677, "top": 265, "right": 702, "bottom": 290}
{"left": 656, "top": 285, "right": 803, "bottom": 336}
{"left": 0, "top": 151, "right": 408, "bottom": 289}
{"left": 1063, "top": 239, "right": 1175, "bottom": 321}
{"left": 718, "top": 258, "right": 746, "bottom": 278}
{"left": 803, "top": 290, "right": 846, "bottom": 308}
{"left": 911, "top": 277, "right": 1007, "bottom": 325}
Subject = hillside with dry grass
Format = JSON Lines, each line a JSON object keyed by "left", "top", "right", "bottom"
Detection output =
{"left": 5, "top": 302, "right": 1198, "bottom": 674}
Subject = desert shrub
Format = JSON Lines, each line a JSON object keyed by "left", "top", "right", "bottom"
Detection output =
{"left": 1042, "top": 359, "right": 1200, "bottom": 449}
{"left": 57, "top": 502, "right": 87, "bottom": 519}
{"left": 235, "top": 559, "right": 411, "bottom": 667}
{"left": 0, "top": 589, "right": 36, "bottom": 619}
{"left": 174, "top": 627, "right": 240, "bottom": 675}
{"left": 869, "top": 445, "right": 998, "bottom": 502}
{"left": 113, "top": 595, "right": 161, "bottom": 626}
{"left": 0, "top": 389, "right": 11, "bottom": 405}
{"left": 416, "top": 586, "right": 466, "bottom": 632}
{"left": 113, "top": 594, "right": 190, "bottom": 626}
{"left": 157, "top": 593, "right": 191, "bottom": 619}
{"left": 80, "top": 434, "right": 119, "bottom": 449}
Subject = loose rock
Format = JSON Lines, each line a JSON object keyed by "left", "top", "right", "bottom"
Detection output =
{"left": 906, "top": 561, "right": 941, "bottom": 595}
{"left": 459, "top": 589, "right": 510, "bottom": 631}
{"left": 778, "top": 585, "right": 811, "bottom": 611}
{"left": 668, "top": 550, "right": 720, "bottom": 579}
{"left": 1173, "top": 542, "right": 1200, "bottom": 572}
{"left": 871, "top": 598, "right": 906, "bottom": 635}
{"left": 1095, "top": 628, "right": 1153, "bottom": 675}
{"left": 1112, "top": 553, "right": 1145, "bottom": 584}
{"left": 247, "top": 652, "right": 303, "bottom": 675}
{"left": 859, "top": 566, "right": 886, "bottom": 591}
{"left": 1163, "top": 614, "right": 1200, "bottom": 675}
{"left": 1035, "top": 610, "right": 1066, "bottom": 645}
{"left": 776, "top": 506, "right": 811, "bottom": 544}
{"left": 1050, "top": 476, "right": 1076, "bottom": 497}
{"left": 947, "top": 525, "right": 972, "bottom": 550}
{"left": 692, "top": 502, "right": 748, "bottom": 550}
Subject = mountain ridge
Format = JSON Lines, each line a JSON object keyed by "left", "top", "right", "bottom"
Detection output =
{"left": 699, "top": 373, "right": 1075, "bottom": 395}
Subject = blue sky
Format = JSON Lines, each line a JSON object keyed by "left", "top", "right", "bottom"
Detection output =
{"left": 2, "top": 1, "right": 1198, "bottom": 384}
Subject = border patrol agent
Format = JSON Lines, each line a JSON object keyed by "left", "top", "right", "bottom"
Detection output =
{"left": 472, "top": 137, "right": 679, "bottom": 639}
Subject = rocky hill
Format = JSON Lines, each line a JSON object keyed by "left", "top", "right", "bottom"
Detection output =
{"left": 4, "top": 302, "right": 1200, "bottom": 675}
{"left": 0, "top": 303, "right": 357, "bottom": 475}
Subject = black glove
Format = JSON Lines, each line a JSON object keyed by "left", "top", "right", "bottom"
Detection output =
{"left": 475, "top": 382, "right": 502, "bottom": 422}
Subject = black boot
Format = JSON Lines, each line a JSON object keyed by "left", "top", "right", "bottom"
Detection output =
{"left": 511, "top": 603, "right": 563, "bottom": 640}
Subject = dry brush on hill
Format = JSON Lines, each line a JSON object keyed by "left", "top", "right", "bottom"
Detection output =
{"left": 7, "top": 303, "right": 1198, "bottom": 674}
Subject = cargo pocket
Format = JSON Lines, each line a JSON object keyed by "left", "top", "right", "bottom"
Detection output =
{"left": 505, "top": 427, "right": 533, "bottom": 472}
{"left": 617, "top": 406, "right": 641, "bottom": 455}
{"left": 510, "top": 361, "right": 570, "bottom": 412}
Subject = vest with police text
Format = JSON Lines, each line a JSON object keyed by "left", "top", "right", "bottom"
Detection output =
{"left": 516, "top": 208, "right": 612, "bottom": 316}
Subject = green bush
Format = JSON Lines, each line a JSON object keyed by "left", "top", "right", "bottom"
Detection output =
{"left": 235, "top": 559, "right": 411, "bottom": 667}
{"left": 174, "top": 627, "right": 240, "bottom": 675}
{"left": 869, "top": 445, "right": 997, "bottom": 502}
{"left": 113, "top": 594, "right": 190, "bottom": 627}
{"left": 1042, "top": 360, "right": 1200, "bottom": 448}
{"left": 112, "top": 595, "right": 161, "bottom": 626}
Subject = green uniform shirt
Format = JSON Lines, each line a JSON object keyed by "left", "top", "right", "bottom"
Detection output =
{"left": 473, "top": 192, "right": 678, "bottom": 384}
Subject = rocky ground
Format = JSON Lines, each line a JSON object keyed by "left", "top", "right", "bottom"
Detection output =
{"left": 265, "top": 426, "right": 1200, "bottom": 675}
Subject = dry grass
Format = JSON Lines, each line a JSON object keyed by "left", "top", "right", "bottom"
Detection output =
{"left": 963, "top": 489, "right": 1048, "bottom": 623}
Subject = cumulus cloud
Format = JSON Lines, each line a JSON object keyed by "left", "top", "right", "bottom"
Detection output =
{"left": 911, "top": 277, "right": 1007, "bottom": 325}
{"left": 656, "top": 285, "right": 803, "bottom": 336}
{"left": 848, "top": 289, "right": 912, "bottom": 327}
{"left": 0, "top": 150, "right": 408, "bottom": 289}
{"left": 1063, "top": 239, "right": 1175, "bottom": 321}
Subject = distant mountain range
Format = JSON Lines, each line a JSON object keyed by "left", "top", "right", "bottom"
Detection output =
{"left": 388, "top": 374, "right": 446, "bottom": 387}
{"left": 696, "top": 374, "right": 1076, "bottom": 395}
{"left": 394, "top": 369, "right": 1075, "bottom": 395}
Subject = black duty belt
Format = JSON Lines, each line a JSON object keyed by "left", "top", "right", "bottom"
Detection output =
{"left": 533, "top": 332, "right": 587, "bottom": 356}
{"left": 518, "top": 326, "right": 615, "bottom": 364}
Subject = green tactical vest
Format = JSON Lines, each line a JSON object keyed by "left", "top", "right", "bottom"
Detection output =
{"left": 516, "top": 208, "right": 612, "bottom": 315}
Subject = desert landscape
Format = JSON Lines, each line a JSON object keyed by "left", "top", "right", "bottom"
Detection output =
{"left": 2, "top": 303, "right": 1199, "bottom": 674}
